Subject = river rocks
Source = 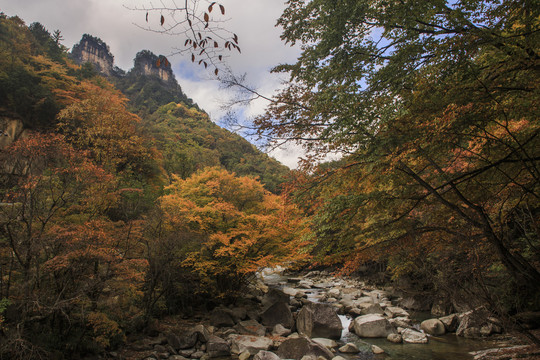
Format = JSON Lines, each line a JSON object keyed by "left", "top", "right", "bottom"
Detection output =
{"left": 235, "top": 320, "right": 267, "bottom": 336}
{"left": 277, "top": 337, "right": 334, "bottom": 360}
{"left": 165, "top": 331, "right": 198, "bottom": 350}
{"left": 401, "top": 328, "right": 428, "bottom": 344}
{"left": 254, "top": 350, "right": 281, "bottom": 360}
{"left": 296, "top": 303, "right": 343, "bottom": 339}
{"left": 231, "top": 335, "right": 273, "bottom": 355}
{"left": 206, "top": 335, "right": 230, "bottom": 358}
{"left": 312, "top": 338, "right": 338, "bottom": 349}
{"left": 456, "top": 311, "right": 502, "bottom": 338}
{"left": 387, "top": 333, "right": 402, "bottom": 343}
{"left": 261, "top": 301, "right": 294, "bottom": 328}
{"left": 384, "top": 306, "right": 409, "bottom": 318}
{"left": 439, "top": 314, "right": 459, "bottom": 332}
{"left": 272, "top": 324, "right": 292, "bottom": 337}
{"left": 262, "top": 288, "right": 290, "bottom": 308}
{"left": 361, "top": 303, "right": 385, "bottom": 315}
{"left": 371, "top": 345, "right": 385, "bottom": 354}
{"left": 420, "top": 318, "right": 446, "bottom": 336}
{"left": 210, "top": 307, "right": 236, "bottom": 327}
{"left": 350, "top": 314, "right": 395, "bottom": 338}
{"left": 338, "top": 343, "right": 359, "bottom": 353}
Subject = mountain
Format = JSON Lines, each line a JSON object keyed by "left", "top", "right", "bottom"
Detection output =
{"left": 0, "top": 17, "right": 289, "bottom": 192}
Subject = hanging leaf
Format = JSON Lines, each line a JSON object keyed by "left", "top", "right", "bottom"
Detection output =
{"left": 191, "top": 54, "right": 195, "bottom": 62}
{"left": 199, "top": 48, "right": 205, "bottom": 55}
{"left": 208, "top": 2, "right": 216, "bottom": 12}
{"left": 160, "top": 15, "right": 165, "bottom": 26}
{"left": 199, "top": 59, "right": 203, "bottom": 65}
{"left": 215, "top": 68, "right": 219, "bottom": 75}
{"left": 237, "top": 46, "right": 241, "bottom": 53}
{"left": 184, "top": 39, "right": 190, "bottom": 46}
{"left": 146, "top": 12, "right": 149, "bottom": 22}
{"left": 188, "top": 19, "right": 192, "bottom": 27}
{"left": 225, "top": 41, "right": 230, "bottom": 49}
{"left": 205, "top": 22, "right": 209, "bottom": 29}
{"left": 219, "top": 4, "right": 225, "bottom": 15}
{"left": 193, "top": 42, "right": 197, "bottom": 49}
{"left": 198, "top": 32, "right": 202, "bottom": 40}
{"left": 219, "top": 55, "right": 223, "bottom": 61}
{"left": 204, "top": 61, "right": 208, "bottom": 69}
{"left": 233, "top": 33, "right": 238, "bottom": 44}
{"left": 214, "top": 41, "right": 219, "bottom": 48}
{"left": 204, "top": 12, "right": 209, "bottom": 22}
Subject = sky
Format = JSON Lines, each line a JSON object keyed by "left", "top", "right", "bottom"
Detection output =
{"left": 0, "top": 0, "right": 305, "bottom": 168}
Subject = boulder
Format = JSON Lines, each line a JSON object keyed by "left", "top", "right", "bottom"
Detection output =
{"left": 387, "top": 333, "right": 402, "bottom": 343}
{"left": 456, "top": 311, "right": 501, "bottom": 338}
{"left": 235, "top": 320, "right": 267, "bottom": 336}
{"left": 360, "top": 303, "right": 385, "bottom": 316}
{"left": 254, "top": 350, "right": 281, "bottom": 360}
{"left": 439, "top": 314, "right": 459, "bottom": 332}
{"left": 371, "top": 345, "right": 385, "bottom": 354}
{"left": 272, "top": 324, "right": 292, "bottom": 337}
{"left": 312, "top": 338, "right": 338, "bottom": 349}
{"left": 327, "top": 288, "right": 341, "bottom": 299}
{"left": 277, "top": 337, "right": 334, "bottom": 360}
{"left": 231, "top": 307, "right": 248, "bottom": 322}
{"left": 262, "top": 288, "right": 290, "bottom": 308}
{"left": 261, "top": 302, "right": 294, "bottom": 329}
{"left": 210, "top": 307, "right": 236, "bottom": 327}
{"left": 165, "top": 331, "right": 198, "bottom": 350}
{"left": 350, "top": 314, "right": 395, "bottom": 338}
{"left": 296, "top": 303, "right": 343, "bottom": 340}
{"left": 206, "top": 335, "right": 231, "bottom": 358}
{"left": 384, "top": 306, "right": 409, "bottom": 319}
{"left": 193, "top": 324, "right": 211, "bottom": 343}
{"left": 338, "top": 343, "right": 359, "bottom": 353}
{"left": 401, "top": 329, "right": 428, "bottom": 344}
{"left": 420, "top": 319, "right": 446, "bottom": 336}
{"left": 231, "top": 335, "right": 273, "bottom": 355}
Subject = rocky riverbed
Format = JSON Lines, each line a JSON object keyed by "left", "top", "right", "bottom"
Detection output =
{"left": 111, "top": 269, "right": 539, "bottom": 360}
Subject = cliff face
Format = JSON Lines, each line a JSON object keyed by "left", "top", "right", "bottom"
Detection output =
{"left": 71, "top": 34, "right": 115, "bottom": 76}
{"left": 130, "top": 50, "right": 177, "bottom": 85}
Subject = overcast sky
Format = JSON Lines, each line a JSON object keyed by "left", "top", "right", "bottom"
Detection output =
{"left": 0, "top": 0, "right": 305, "bottom": 168}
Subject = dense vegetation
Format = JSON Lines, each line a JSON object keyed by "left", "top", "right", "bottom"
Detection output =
{"left": 256, "top": 0, "right": 540, "bottom": 337}
{"left": 0, "top": 13, "right": 298, "bottom": 358}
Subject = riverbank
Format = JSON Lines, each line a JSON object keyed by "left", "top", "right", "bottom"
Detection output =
{"left": 108, "top": 269, "right": 539, "bottom": 360}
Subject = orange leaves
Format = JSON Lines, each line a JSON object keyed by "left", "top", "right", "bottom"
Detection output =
{"left": 158, "top": 167, "right": 310, "bottom": 294}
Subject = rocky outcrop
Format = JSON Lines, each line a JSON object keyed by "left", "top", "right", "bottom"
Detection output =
{"left": 131, "top": 50, "right": 176, "bottom": 85}
{"left": 71, "top": 34, "right": 115, "bottom": 76}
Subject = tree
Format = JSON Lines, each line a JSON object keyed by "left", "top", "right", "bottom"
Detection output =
{"left": 157, "top": 167, "right": 310, "bottom": 301}
{"left": 254, "top": 0, "right": 539, "bottom": 336}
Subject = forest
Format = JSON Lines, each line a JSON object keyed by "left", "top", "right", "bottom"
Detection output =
{"left": 0, "top": 0, "right": 539, "bottom": 358}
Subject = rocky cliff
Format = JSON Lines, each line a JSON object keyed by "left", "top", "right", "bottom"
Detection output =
{"left": 71, "top": 34, "right": 115, "bottom": 76}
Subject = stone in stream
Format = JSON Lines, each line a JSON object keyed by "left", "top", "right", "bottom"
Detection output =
{"left": 371, "top": 345, "right": 385, "bottom": 354}
{"left": 338, "top": 343, "right": 360, "bottom": 353}
{"left": 386, "top": 333, "right": 402, "bottom": 343}
{"left": 235, "top": 319, "right": 267, "bottom": 336}
{"left": 231, "top": 335, "right": 273, "bottom": 355}
{"left": 193, "top": 324, "right": 210, "bottom": 343}
{"left": 254, "top": 350, "right": 281, "bottom": 360}
{"left": 327, "top": 288, "right": 341, "bottom": 299}
{"left": 312, "top": 338, "right": 338, "bottom": 349}
{"left": 384, "top": 306, "right": 409, "bottom": 318}
{"left": 420, "top": 318, "right": 446, "bottom": 336}
{"left": 298, "top": 280, "right": 314, "bottom": 289}
{"left": 277, "top": 337, "right": 334, "bottom": 360}
{"left": 261, "top": 301, "right": 294, "bottom": 329}
{"left": 401, "top": 328, "right": 428, "bottom": 344}
{"left": 296, "top": 303, "right": 343, "bottom": 340}
{"left": 439, "top": 313, "right": 459, "bottom": 332}
{"left": 350, "top": 314, "right": 395, "bottom": 338}
{"left": 360, "top": 303, "right": 385, "bottom": 316}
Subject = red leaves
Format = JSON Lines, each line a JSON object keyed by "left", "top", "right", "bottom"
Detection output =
{"left": 160, "top": 15, "right": 165, "bottom": 26}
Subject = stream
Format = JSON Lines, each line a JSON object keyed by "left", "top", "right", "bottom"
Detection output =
{"left": 263, "top": 271, "right": 504, "bottom": 360}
